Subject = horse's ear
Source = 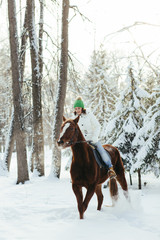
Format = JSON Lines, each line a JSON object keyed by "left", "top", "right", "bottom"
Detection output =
{"left": 74, "top": 115, "right": 79, "bottom": 125}
{"left": 63, "top": 116, "right": 66, "bottom": 122}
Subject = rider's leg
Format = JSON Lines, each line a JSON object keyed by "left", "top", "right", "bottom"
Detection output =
{"left": 94, "top": 141, "right": 112, "bottom": 167}
{"left": 94, "top": 141, "right": 116, "bottom": 179}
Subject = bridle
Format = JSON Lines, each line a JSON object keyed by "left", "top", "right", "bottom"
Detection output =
{"left": 67, "top": 126, "right": 79, "bottom": 146}
{"left": 67, "top": 126, "right": 94, "bottom": 148}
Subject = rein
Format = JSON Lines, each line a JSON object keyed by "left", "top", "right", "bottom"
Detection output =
{"left": 71, "top": 128, "right": 95, "bottom": 149}
{"left": 75, "top": 140, "right": 96, "bottom": 149}
{"left": 68, "top": 127, "right": 79, "bottom": 146}
{"left": 67, "top": 125, "right": 95, "bottom": 150}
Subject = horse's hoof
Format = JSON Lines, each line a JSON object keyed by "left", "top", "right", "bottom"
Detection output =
{"left": 104, "top": 204, "right": 113, "bottom": 207}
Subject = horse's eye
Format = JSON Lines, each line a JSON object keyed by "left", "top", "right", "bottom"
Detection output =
{"left": 70, "top": 128, "right": 73, "bottom": 131}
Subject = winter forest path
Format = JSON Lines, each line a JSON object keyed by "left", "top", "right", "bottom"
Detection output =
{"left": 0, "top": 153, "right": 160, "bottom": 240}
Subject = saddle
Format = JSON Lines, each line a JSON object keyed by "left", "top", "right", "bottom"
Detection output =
{"left": 88, "top": 142, "right": 109, "bottom": 170}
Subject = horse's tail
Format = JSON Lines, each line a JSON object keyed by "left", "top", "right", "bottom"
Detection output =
{"left": 109, "top": 178, "right": 118, "bottom": 204}
{"left": 114, "top": 147, "right": 125, "bottom": 174}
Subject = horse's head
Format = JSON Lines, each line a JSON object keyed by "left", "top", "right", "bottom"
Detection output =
{"left": 57, "top": 116, "right": 80, "bottom": 149}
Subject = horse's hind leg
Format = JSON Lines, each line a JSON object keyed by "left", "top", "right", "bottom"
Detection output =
{"left": 109, "top": 178, "right": 118, "bottom": 205}
{"left": 72, "top": 183, "right": 84, "bottom": 219}
{"left": 95, "top": 184, "right": 103, "bottom": 210}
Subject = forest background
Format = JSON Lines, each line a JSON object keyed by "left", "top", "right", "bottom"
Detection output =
{"left": 0, "top": 0, "right": 159, "bottom": 187}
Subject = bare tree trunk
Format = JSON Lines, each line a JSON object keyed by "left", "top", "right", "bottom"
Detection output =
{"left": 51, "top": 0, "right": 69, "bottom": 178}
{"left": 138, "top": 168, "right": 142, "bottom": 189}
{"left": 129, "top": 171, "right": 132, "bottom": 185}
{"left": 4, "top": 110, "right": 15, "bottom": 171}
{"left": 4, "top": 1, "right": 28, "bottom": 172}
{"left": 27, "top": 0, "right": 44, "bottom": 176}
{"left": 8, "top": 0, "right": 29, "bottom": 184}
{"left": 20, "top": 2, "right": 28, "bottom": 84}
{"left": 39, "top": 0, "right": 44, "bottom": 77}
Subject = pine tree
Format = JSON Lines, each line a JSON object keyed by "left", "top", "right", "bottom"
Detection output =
{"left": 105, "top": 64, "right": 149, "bottom": 173}
{"left": 132, "top": 85, "right": 160, "bottom": 177}
{"left": 85, "top": 46, "right": 118, "bottom": 142}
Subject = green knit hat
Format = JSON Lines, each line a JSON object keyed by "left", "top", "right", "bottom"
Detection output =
{"left": 73, "top": 97, "right": 84, "bottom": 108}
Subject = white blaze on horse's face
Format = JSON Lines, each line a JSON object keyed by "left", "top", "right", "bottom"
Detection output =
{"left": 57, "top": 122, "right": 72, "bottom": 148}
{"left": 60, "top": 123, "right": 71, "bottom": 139}
{"left": 57, "top": 120, "right": 78, "bottom": 148}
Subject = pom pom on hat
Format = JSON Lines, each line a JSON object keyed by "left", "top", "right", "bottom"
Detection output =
{"left": 73, "top": 97, "right": 84, "bottom": 108}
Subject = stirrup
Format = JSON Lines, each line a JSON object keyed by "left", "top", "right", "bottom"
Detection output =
{"left": 108, "top": 168, "right": 117, "bottom": 179}
{"left": 109, "top": 174, "right": 117, "bottom": 180}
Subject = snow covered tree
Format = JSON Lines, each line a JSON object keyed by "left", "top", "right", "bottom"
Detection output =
{"left": 85, "top": 46, "right": 118, "bottom": 142}
{"left": 105, "top": 64, "right": 149, "bottom": 178}
{"left": 8, "top": 0, "right": 29, "bottom": 183}
{"left": 132, "top": 85, "right": 160, "bottom": 177}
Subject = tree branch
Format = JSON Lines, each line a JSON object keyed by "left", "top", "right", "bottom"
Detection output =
{"left": 69, "top": 5, "right": 92, "bottom": 23}
{"left": 105, "top": 21, "right": 160, "bottom": 39}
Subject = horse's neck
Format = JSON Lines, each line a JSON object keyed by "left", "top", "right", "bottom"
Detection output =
{"left": 71, "top": 127, "right": 90, "bottom": 164}
{"left": 75, "top": 125, "right": 85, "bottom": 143}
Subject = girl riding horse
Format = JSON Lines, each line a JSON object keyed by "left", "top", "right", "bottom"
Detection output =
{"left": 57, "top": 98, "right": 129, "bottom": 219}
{"left": 72, "top": 97, "right": 116, "bottom": 179}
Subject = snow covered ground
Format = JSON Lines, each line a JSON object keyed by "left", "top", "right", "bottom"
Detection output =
{"left": 0, "top": 149, "right": 160, "bottom": 240}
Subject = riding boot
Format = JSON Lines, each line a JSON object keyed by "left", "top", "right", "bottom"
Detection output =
{"left": 108, "top": 167, "right": 117, "bottom": 179}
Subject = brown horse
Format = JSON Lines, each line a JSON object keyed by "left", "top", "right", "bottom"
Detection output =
{"left": 57, "top": 116, "right": 129, "bottom": 219}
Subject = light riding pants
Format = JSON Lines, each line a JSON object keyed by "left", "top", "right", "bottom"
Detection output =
{"left": 94, "top": 141, "right": 113, "bottom": 168}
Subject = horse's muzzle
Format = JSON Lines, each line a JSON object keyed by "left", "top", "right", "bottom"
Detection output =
{"left": 57, "top": 139, "right": 64, "bottom": 146}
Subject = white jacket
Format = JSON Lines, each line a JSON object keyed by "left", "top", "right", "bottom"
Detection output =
{"left": 73, "top": 109, "right": 101, "bottom": 143}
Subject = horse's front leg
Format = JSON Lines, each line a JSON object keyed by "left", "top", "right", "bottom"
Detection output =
{"left": 72, "top": 183, "right": 84, "bottom": 219}
{"left": 83, "top": 183, "right": 96, "bottom": 212}
{"left": 95, "top": 184, "right": 103, "bottom": 210}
